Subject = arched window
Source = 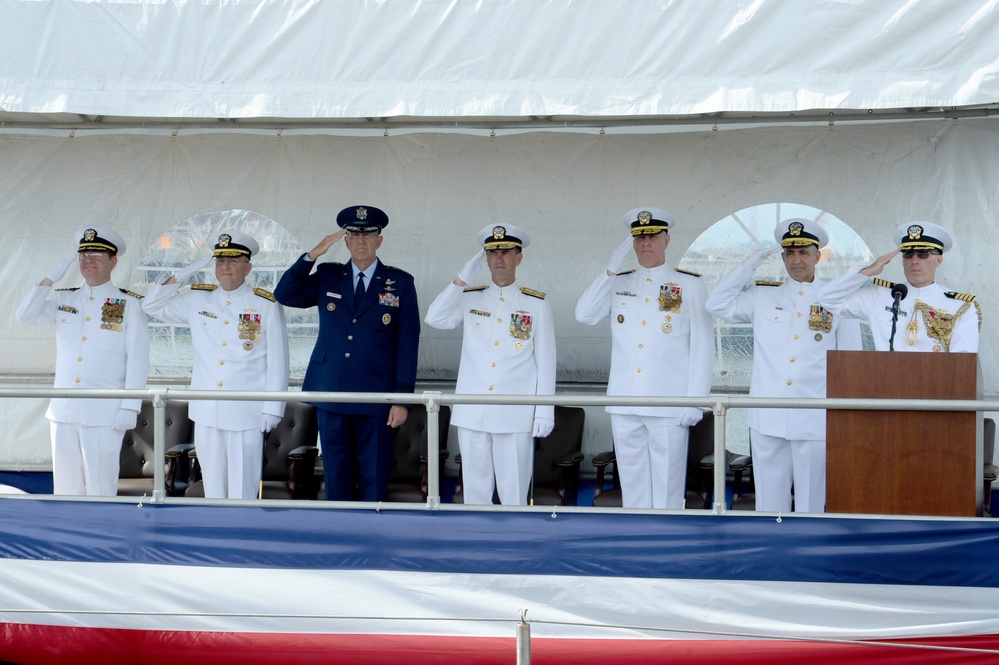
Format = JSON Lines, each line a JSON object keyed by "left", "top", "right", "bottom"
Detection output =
{"left": 680, "top": 202, "right": 875, "bottom": 453}
{"left": 134, "top": 210, "right": 316, "bottom": 379}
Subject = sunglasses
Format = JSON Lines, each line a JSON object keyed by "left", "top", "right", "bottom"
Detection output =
{"left": 901, "top": 250, "right": 939, "bottom": 259}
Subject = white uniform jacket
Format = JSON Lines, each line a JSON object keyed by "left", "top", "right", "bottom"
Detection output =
{"left": 143, "top": 281, "right": 290, "bottom": 429}
{"left": 575, "top": 264, "right": 713, "bottom": 417}
{"left": 15, "top": 281, "right": 149, "bottom": 425}
{"left": 817, "top": 267, "right": 980, "bottom": 353}
{"left": 425, "top": 281, "right": 556, "bottom": 433}
{"left": 705, "top": 265, "right": 862, "bottom": 440}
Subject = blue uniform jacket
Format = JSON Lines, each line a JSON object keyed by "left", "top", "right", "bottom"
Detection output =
{"left": 275, "top": 254, "right": 420, "bottom": 416}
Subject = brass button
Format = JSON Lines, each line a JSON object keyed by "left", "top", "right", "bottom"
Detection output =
{"left": 219, "top": 360, "right": 225, "bottom": 365}
{"left": 644, "top": 297, "right": 649, "bottom": 303}
{"left": 638, "top": 344, "right": 644, "bottom": 349}
{"left": 637, "top": 367, "right": 642, "bottom": 373}
{"left": 223, "top": 320, "right": 229, "bottom": 325}
{"left": 494, "top": 340, "right": 500, "bottom": 346}
{"left": 796, "top": 312, "right": 802, "bottom": 318}
{"left": 225, "top": 300, "right": 231, "bottom": 306}
{"left": 789, "top": 357, "right": 795, "bottom": 363}
{"left": 497, "top": 318, "right": 503, "bottom": 323}
{"left": 787, "top": 379, "right": 793, "bottom": 385}
{"left": 488, "top": 385, "right": 494, "bottom": 391}
{"left": 77, "top": 356, "right": 82, "bottom": 361}
{"left": 793, "top": 335, "right": 799, "bottom": 340}
{"left": 85, "top": 316, "right": 91, "bottom": 321}
{"left": 641, "top": 320, "right": 647, "bottom": 326}
{"left": 490, "top": 362, "right": 496, "bottom": 367}
{"left": 75, "top": 378, "right": 81, "bottom": 383}
{"left": 218, "top": 381, "right": 223, "bottom": 387}
{"left": 499, "top": 297, "right": 505, "bottom": 302}
{"left": 81, "top": 336, "right": 87, "bottom": 341}
{"left": 88, "top": 296, "right": 94, "bottom": 301}
{"left": 222, "top": 341, "right": 227, "bottom": 347}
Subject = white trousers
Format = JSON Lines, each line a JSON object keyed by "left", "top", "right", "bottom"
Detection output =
{"left": 457, "top": 427, "right": 534, "bottom": 506}
{"left": 195, "top": 424, "right": 263, "bottom": 500}
{"left": 50, "top": 421, "right": 121, "bottom": 496}
{"left": 611, "top": 414, "right": 688, "bottom": 509}
{"left": 750, "top": 429, "right": 826, "bottom": 513}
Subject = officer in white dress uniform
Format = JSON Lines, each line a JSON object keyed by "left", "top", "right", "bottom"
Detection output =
{"left": 425, "top": 224, "right": 556, "bottom": 505}
{"left": 817, "top": 222, "right": 980, "bottom": 354}
{"left": 575, "top": 208, "right": 713, "bottom": 509}
{"left": 15, "top": 227, "right": 149, "bottom": 496}
{"left": 705, "top": 219, "right": 862, "bottom": 513}
{"left": 143, "top": 231, "right": 290, "bottom": 499}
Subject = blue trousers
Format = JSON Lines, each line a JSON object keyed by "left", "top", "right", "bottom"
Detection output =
{"left": 316, "top": 410, "right": 396, "bottom": 501}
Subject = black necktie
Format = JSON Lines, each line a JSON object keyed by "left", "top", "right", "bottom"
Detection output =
{"left": 354, "top": 272, "right": 366, "bottom": 306}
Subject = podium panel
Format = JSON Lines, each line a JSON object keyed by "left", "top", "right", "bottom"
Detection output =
{"left": 826, "top": 351, "right": 978, "bottom": 517}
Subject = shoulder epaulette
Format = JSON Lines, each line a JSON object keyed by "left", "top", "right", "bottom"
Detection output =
{"left": 253, "top": 287, "right": 276, "bottom": 302}
{"left": 615, "top": 269, "right": 636, "bottom": 276}
{"left": 119, "top": 288, "right": 144, "bottom": 299}
{"left": 520, "top": 287, "right": 546, "bottom": 300}
{"left": 945, "top": 291, "right": 976, "bottom": 302}
{"left": 872, "top": 278, "right": 896, "bottom": 289}
{"left": 54, "top": 287, "right": 79, "bottom": 292}
{"left": 676, "top": 268, "right": 702, "bottom": 278}
{"left": 191, "top": 283, "right": 218, "bottom": 291}
{"left": 754, "top": 280, "right": 782, "bottom": 287}
{"left": 463, "top": 285, "right": 489, "bottom": 293}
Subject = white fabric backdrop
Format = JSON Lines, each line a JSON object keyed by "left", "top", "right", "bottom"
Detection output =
{"left": 1, "top": 0, "right": 996, "bottom": 121}
{"left": 1, "top": 118, "right": 996, "bottom": 465}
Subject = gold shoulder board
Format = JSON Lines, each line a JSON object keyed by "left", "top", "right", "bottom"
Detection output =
{"left": 463, "top": 285, "right": 489, "bottom": 292}
{"left": 253, "top": 287, "right": 276, "bottom": 302}
{"left": 54, "top": 287, "right": 79, "bottom": 292}
{"left": 945, "top": 291, "right": 976, "bottom": 302}
{"left": 191, "top": 283, "right": 218, "bottom": 291}
{"left": 754, "top": 280, "right": 782, "bottom": 287}
{"left": 872, "top": 278, "right": 895, "bottom": 289}
{"left": 520, "top": 287, "right": 546, "bottom": 300}
{"left": 615, "top": 269, "right": 636, "bottom": 276}
{"left": 676, "top": 268, "right": 703, "bottom": 278}
{"left": 119, "top": 288, "right": 144, "bottom": 299}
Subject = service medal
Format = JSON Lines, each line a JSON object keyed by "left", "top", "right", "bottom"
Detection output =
{"left": 808, "top": 305, "right": 833, "bottom": 333}
{"left": 510, "top": 312, "right": 533, "bottom": 340}
{"left": 382, "top": 313, "right": 392, "bottom": 325}
{"left": 659, "top": 283, "right": 682, "bottom": 313}
{"left": 617, "top": 314, "right": 625, "bottom": 323}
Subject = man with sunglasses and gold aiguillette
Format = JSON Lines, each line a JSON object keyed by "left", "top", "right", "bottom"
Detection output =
{"left": 818, "top": 222, "right": 981, "bottom": 353}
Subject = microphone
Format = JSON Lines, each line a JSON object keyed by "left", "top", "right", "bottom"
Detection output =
{"left": 889, "top": 283, "right": 908, "bottom": 351}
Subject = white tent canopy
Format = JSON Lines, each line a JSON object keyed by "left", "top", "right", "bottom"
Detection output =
{"left": 1, "top": 0, "right": 997, "bottom": 467}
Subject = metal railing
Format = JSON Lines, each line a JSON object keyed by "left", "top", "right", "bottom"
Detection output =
{"left": 1, "top": 385, "right": 997, "bottom": 513}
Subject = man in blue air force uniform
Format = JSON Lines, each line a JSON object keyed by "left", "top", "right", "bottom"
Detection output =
{"left": 16, "top": 227, "right": 149, "bottom": 496}
{"left": 142, "top": 231, "right": 290, "bottom": 499}
{"left": 705, "top": 219, "right": 862, "bottom": 513}
{"left": 818, "top": 221, "right": 980, "bottom": 353}
{"left": 275, "top": 206, "right": 420, "bottom": 501}
{"left": 575, "top": 207, "right": 713, "bottom": 509}
{"left": 425, "top": 224, "right": 556, "bottom": 505}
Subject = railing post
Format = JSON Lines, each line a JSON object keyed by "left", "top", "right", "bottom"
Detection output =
{"left": 712, "top": 401, "right": 727, "bottom": 514}
{"left": 152, "top": 389, "right": 168, "bottom": 504}
{"left": 424, "top": 391, "right": 443, "bottom": 510}
{"left": 516, "top": 610, "right": 531, "bottom": 664}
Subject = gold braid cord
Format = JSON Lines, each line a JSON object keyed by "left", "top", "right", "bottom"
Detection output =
{"left": 905, "top": 299, "right": 980, "bottom": 352}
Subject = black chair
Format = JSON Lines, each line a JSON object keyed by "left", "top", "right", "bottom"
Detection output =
{"left": 387, "top": 404, "right": 452, "bottom": 502}
{"left": 983, "top": 417, "right": 996, "bottom": 517}
{"left": 185, "top": 401, "right": 320, "bottom": 499}
{"left": 531, "top": 406, "right": 585, "bottom": 506}
{"left": 118, "top": 399, "right": 195, "bottom": 497}
{"left": 699, "top": 448, "right": 754, "bottom": 510}
{"left": 592, "top": 412, "right": 714, "bottom": 509}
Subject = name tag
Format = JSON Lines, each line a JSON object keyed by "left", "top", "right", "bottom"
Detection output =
{"left": 326, "top": 292, "right": 342, "bottom": 299}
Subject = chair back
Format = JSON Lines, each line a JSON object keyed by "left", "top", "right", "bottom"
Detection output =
{"left": 388, "top": 404, "right": 452, "bottom": 502}
{"left": 532, "top": 405, "right": 586, "bottom": 506}
{"left": 118, "top": 400, "right": 194, "bottom": 496}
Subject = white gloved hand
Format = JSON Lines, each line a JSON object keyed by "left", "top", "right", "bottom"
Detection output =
{"left": 174, "top": 254, "right": 214, "bottom": 283}
{"left": 532, "top": 417, "right": 555, "bottom": 438}
{"left": 112, "top": 408, "right": 139, "bottom": 433}
{"left": 743, "top": 246, "right": 782, "bottom": 271}
{"left": 260, "top": 414, "right": 283, "bottom": 433}
{"left": 46, "top": 251, "right": 79, "bottom": 284}
{"left": 607, "top": 236, "right": 634, "bottom": 274}
{"left": 457, "top": 249, "right": 486, "bottom": 285}
{"left": 677, "top": 407, "right": 704, "bottom": 428}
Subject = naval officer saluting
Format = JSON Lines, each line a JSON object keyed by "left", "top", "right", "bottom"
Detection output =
{"left": 575, "top": 207, "right": 714, "bottom": 509}
{"left": 16, "top": 226, "right": 150, "bottom": 496}
{"left": 425, "top": 224, "right": 556, "bottom": 505}
{"left": 817, "top": 221, "right": 980, "bottom": 353}
{"left": 275, "top": 206, "right": 420, "bottom": 502}
{"left": 705, "top": 218, "right": 862, "bottom": 513}
{"left": 142, "top": 230, "right": 290, "bottom": 499}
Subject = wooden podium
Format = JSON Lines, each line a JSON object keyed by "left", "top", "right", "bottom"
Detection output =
{"left": 826, "top": 351, "right": 981, "bottom": 517}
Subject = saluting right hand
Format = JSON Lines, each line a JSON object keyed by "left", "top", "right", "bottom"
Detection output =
{"left": 44, "top": 251, "right": 79, "bottom": 285}
{"left": 308, "top": 230, "right": 347, "bottom": 261}
{"left": 607, "top": 235, "right": 634, "bottom": 275}
{"left": 456, "top": 249, "right": 485, "bottom": 286}
{"left": 859, "top": 248, "right": 900, "bottom": 277}
{"left": 173, "top": 254, "right": 213, "bottom": 283}
{"left": 743, "top": 245, "right": 781, "bottom": 271}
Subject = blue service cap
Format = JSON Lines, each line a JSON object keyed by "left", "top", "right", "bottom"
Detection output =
{"left": 336, "top": 205, "right": 389, "bottom": 233}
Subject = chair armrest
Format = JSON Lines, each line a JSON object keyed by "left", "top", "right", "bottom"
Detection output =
{"left": 419, "top": 450, "right": 450, "bottom": 464}
{"left": 288, "top": 445, "right": 320, "bottom": 461}
{"left": 985, "top": 463, "right": 998, "bottom": 483}
{"left": 165, "top": 442, "right": 196, "bottom": 459}
{"left": 555, "top": 451, "right": 585, "bottom": 468}
{"left": 454, "top": 453, "right": 462, "bottom": 465}
{"left": 591, "top": 450, "right": 616, "bottom": 467}
{"left": 728, "top": 454, "right": 752, "bottom": 472}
